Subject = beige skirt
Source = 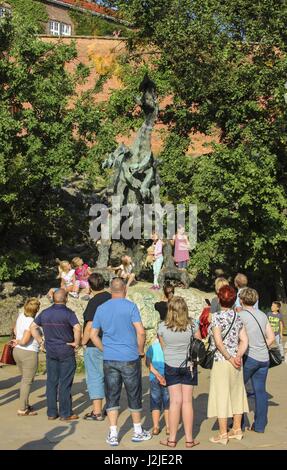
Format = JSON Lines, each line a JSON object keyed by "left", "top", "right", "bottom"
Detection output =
{"left": 207, "top": 360, "right": 249, "bottom": 418}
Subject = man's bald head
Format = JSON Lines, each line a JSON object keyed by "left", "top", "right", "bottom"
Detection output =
{"left": 53, "top": 288, "right": 68, "bottom": 304}
{"left": 110, "top": 277, "right": 126, "bottom": 297}
{"left": 234, "top": 273, "right": 248, "bottom": 289}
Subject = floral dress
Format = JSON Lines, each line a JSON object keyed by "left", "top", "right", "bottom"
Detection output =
{"left": 209, "top": 309, "right": 243, "bottom": 361}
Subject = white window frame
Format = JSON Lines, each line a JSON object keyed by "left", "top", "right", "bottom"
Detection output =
{"left": 60, "top": 22, "right": 71, "bottom": 36}
{"left": 49, "top": 20, "right": 60, "bottom": 36}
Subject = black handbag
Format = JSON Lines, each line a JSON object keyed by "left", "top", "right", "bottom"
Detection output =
{"left": 244, "top": 309, "right": 282, "bottom": 368}
{"left": 200, "top": 311, "right": 237, "bottom": 369}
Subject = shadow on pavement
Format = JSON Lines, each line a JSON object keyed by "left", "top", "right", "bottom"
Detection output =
{"left": 0, "top": 378, "right": 46, "bottom": 407}
{"left": 18, "top": 422, "right": 78, "bottom": 450}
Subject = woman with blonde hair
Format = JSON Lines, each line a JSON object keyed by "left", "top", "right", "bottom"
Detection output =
{"left": 158, "top": 296, "right": 201, "bottom": 448}
{"left": 12, "top": 298, "right": 43, "bottom": 416}
{"left": 210, "top": 277, "right": 229, "bottom": 314}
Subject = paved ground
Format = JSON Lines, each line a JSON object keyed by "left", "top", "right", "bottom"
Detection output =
{"left": 1, "top": 361, "right": 287, "bottom": 450}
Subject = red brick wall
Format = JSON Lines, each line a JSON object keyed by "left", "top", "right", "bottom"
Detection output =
{"left": 40, "top": 36, "right": 218, "bottom": 156}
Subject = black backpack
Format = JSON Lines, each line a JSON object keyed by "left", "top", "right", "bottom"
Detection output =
{"left": 180, "top": 329, "right": 207, "bottom": 370}
{"left": 187, "top": 336, "right": 207, "bottom": 366}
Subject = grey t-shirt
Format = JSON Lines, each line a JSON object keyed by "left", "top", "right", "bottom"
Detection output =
{"left": 239, "top": 309, "right": 269, "bottom": 362}
{"left": 157, "top": 321, "right": 199, "bottom": 368}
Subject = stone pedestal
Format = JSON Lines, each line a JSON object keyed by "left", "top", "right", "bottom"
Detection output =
{"left": 92, "top": 268, "right": 114, "bottom": 285}
{"left": 158, "top": 268, "right": 191, "bottom": 288}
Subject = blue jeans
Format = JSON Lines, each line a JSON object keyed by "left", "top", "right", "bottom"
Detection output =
{"left": 46, "top": 355, "right": 76, "bottom": 419}
{"left": 275, "top": 335, "right": 284, "bottom": 357}
{"left": 84, "top": 347, "right": 104, "bottom": 400}
{"left": 103, "top": 359, "right": 142, "bottom": 412}
{"left": 150, "top": 379, "right": 169, "bottom": 411}
{"left": 243, "top": 356, "right": 269, "bottom": 432}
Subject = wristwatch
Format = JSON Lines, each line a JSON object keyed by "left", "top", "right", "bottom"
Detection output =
{"left": 139, "top": 353, "right": 145, "bottom": 359}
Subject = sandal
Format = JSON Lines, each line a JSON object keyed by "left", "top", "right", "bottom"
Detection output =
{"left": 160, "top": 439, "right": 177, "bottom": 448}
{"left": 186, "top": 440, "right": 200, "bottom": 448}
{"left": 152, "top": 427, "right": 160, "bottom": 435}
{"left": 209, "top": 433, "right": 228, "bottom": 445}
{"left": 228, "top": 428, "right": 243, "bottom": 440}
{"left": 17, "top": 409, "right": 38, "bottom": 416}
{"left": 83, "top": 411, "right": 104, "bottom": 421}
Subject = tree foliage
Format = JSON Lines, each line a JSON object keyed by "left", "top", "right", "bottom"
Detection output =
{"left": 111, "top": 0, "right": 287, "bottom": 296}
{"left": 0, "top": 14, "right": 116, "bottom": 281}
{"left": 7, "top": 0, "right": 48, "bottom": 31}
{"left": 69, "top": 10, "right": 129, "bottom": 37}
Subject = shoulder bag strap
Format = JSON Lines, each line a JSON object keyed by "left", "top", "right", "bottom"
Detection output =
{"left": 243, "top": 309, "right": 269, "bottom": 350}
{"left": 207, "top": 310, "right": 237, "bottom": 353}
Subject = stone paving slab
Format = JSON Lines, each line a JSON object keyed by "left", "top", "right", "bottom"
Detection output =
{"left": 1, "top": 362, "right": 287, "bottom": 450}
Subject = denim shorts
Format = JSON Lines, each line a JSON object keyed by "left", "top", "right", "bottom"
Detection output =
{"left": 150, "top": 379, "right": 170, "bottom": 411}
{"left": 84, "top": 347, "right": 105, "bottom": 400}
{"left": 165, "top": 363, "right": 198, "bottom": 386}
{"left": 103, "top": 359, "right": 142, "bottom": 412}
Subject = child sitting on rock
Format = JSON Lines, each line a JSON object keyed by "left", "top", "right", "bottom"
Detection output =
{"left": 72, "top": 257, "right": 92, "bottom": 297}
{"left": 47, "top": 260, "right": 77, "bottom": 301}
{"left": 113, "top": 255, "right": 136, "bottom": 289}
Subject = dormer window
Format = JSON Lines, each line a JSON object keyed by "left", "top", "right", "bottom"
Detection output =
{"left": 60, "top": 22, "right": 71, "bottom": 36}
{"left": 48, "top": 20, "right": 71, "bottom": 36}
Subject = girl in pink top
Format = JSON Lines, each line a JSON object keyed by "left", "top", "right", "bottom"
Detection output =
{"left": 151, "top": 232, "right": 163, "bottom": 290}
{"left": 72, "top": 257, "right": 92, "bottom": 296}
{"left": 173, "top": 226, "right": 190, "bottom": 270}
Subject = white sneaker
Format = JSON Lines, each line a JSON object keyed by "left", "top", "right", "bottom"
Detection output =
{"left": 106, "top": 433, "right": 119, "bottom": 446}
{"left": 132, "top": 429, "right": 152, "bottom": 442}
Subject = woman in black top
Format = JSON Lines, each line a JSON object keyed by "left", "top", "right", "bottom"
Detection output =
{"left": 155, "top": 283, "right": 175, "bottom": 321}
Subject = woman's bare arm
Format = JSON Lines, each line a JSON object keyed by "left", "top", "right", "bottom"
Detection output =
{"left": 158, "top": 335, "right": 165, "bottom": 350}
{"left": 213, "top": 326, "right": 240, "bottom": 368}
{"left": 82, "top": 321, "right": 92, "bottom": 346}
{"left": 266, "top": 321, "right": 275, "bottom": 347}
{"left": 237, "top": 325, "right": 249, "bottom": 358}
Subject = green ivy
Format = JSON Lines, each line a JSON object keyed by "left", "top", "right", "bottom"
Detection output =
{"left": 69, "top": 10, "right": 129, "bottom": 37}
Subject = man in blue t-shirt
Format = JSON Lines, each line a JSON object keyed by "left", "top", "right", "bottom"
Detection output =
{"left": 90, "top": 277, "right": 151, "bottom": 446}
{"left": 31, "top": 289, "right": 81, "bottom": 421}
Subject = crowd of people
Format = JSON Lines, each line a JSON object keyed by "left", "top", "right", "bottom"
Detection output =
{"left": 10, "top": 267, "right": 286, "bottom": 448}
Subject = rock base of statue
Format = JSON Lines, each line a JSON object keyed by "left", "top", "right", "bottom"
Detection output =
{"left": 92, "top": 268, "right": 114, "bottom": 285}
{"left": 158, "top": 268, "right": 192, "bottom": 289}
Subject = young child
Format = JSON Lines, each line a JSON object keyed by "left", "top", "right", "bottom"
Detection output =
{"left": 267, "top": 301, "right": 285, "bottom": 359}
{"left": 71, "top": 257, "right": 92, "bottom": 296}
{"left": 154, "top": 282, "right": 175, "bottom": 321}
{"left": 114, "top": 255, "right": 136, "bottom": 288}
{"left": 47, "top": 260, "right": 77, "bottom": 300}
{"left": 146, "top": 337, "right": 169, "bottom": 436}
{"left": 172, "top": 225, "right": 190, "bottom": 270}
{"left": 151, "top": 232, "right": 163, "bottom": 290}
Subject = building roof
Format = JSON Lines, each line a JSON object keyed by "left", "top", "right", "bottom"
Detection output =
{"left": 45, "top": 0, "right": 127, "bottom": 25}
